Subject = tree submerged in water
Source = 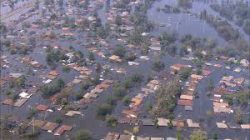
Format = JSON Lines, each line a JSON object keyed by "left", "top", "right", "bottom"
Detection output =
{"left": 74, "top": 129, "right": 92, "bottom": 140}
{"left": 190, "top": 130, "right": 207, "bottom": 140}
{"left": 178, "top": 0, "right": 192, "bottom": 9}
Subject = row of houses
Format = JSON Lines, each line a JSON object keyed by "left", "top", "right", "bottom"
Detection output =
{"left": 30, "top": 119, "right": 72, "bottom": 136}
{"left": 170, "top": 64, "right": 192, "bottom": 75}
{"left": 170, "top": 64, "right": 213, "bottom": 111}
{"left": 104, "top": 132, "right": 177, "bottom": 140}
{"left": 219, "top": 75, "right": 245, "bottom": 88}
{"left": 79, "top": 79, "right": 113, "bottom": 104}
{"left": 2, "top": 86, "right": 38, "bottom": 108}
{"left": 219, "top": 56, "right": 249, "bottom": 68}
{"left": 212, "top": 76, "right": 246, "bottom": 114}
{"left": 140, "top": 118, "right": 200, "bottom": 128}
{"left": 120, "top": 80, "right": 160, "bottom": 124}
{"left": 21, "top": 56, "right": 43, "bottom": 68}
{"left": 142, "top": 117, "right": 250, "bottom": 130}
{"left": 177, "top": 74, "right": 204, "bottom": 111}
{"left": 215, "top": 121, "right": 250, "bottom": 129}
{"left": 0, "top": 55, "right": 9, "bottom": 68}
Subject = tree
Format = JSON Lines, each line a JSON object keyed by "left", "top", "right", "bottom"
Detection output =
{"left": 132, "top": 126, "right": 140, "bottom": 134}
{"left": 113, "top": 45, "right": 126, "bottom": 58}
{"left": 41, "top": 78, "right": 65, "bottom": 97}
{"left": 128, "top": 31, "right": 144, "bottom": 45}
{"left": 178, "top": 0, "right": 192, "bottom": 9}
{"left": 160, "top": 32, "right": 177, "bottom": 47}
{"left": 105, "top": 115, "right": 118, "bottom": 127}
{"left": 113, "top": 84, "right": 127, "bottom": 99}
{"left": 243, "top": 20, "right": 250, "bottom": 35}
{"left": 190, "top": 130, "right": 207, "bottom": 140}
{"left": 122, "top": 96, "right": 131, "bottom": 106}
{"left": 75, "top": 92, "right": 83, "bottom": 100}
{"left": 152, "top": 60, "right": 165, "bottom": 71}
{"left": 178, "top": 67, "right": 192, "bottom": 81}
{"left": 16, "top": 75, "right": 26, "bottom": 88}
{"left": 88, "top": 52, "right": 95, "bottom": 61}
{"left": 166, "top": 44, "right": 177, "bottom": 56}
{"left": 95, "top": 63, "right": 102, "bottom": 73}
{"left": 75, "top": 129, "right": 91, "bottom": 140}
{"left": 80, "top": 81, "right": 92, "bottom": 92}
{"left": 55, "top": 117, "right": 62, "bottom": 124}
{"left": 207, "top": 79, "right": 214, "bottom": 91}
{"left": 9, "top": 0, "right": 15, "bottom": 10}
{"left": 57, "top": 78, "right": 65, "bottom": 88}
{"left": 62, "top": 66, "right": 71, "bottom": 73}
{"left": 96, "top": 26, "right": 107, "bottom": 39}
{"left": 106, "top": 96, "right": 117, "bottom": 106}
{"left": 153, "top": 79, "right": 181, "bottom": 118}
{"left": 223, "top": 90, "right": 249, "bottom": 106}
{"left": 0, "top": 23, "right": 8, "bottom": 35}
{"left": 97, "top": 103, "right": 113, "bottom": 117}
{"left": 115, "top": 15, "right": 122, "bottom": 26}
{"left": 58, "top": 0, "right": 64, "bottom": 8}
{"left": 79, "top": 19, "right": 89, "bottom": 30}
{"left": 93, "top": 74, "right": 100, "bottom": 85}
{"left": 212, "top": 133, "right": 218, "bottom": 140}
{"left": 235, "top": 108, "right": 244, "bottom": 124}
{"left": 176, "top": 130, "right": 183, "bottom": 140}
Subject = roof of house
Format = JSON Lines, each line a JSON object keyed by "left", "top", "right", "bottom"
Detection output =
{"left": 151, "top": 137, "right": 164, "bottom": 140}
{"left": 214, "top": 64, "right": 222, "bottom": 68}
{"left": 54, "top": 125, "right": 73, "bottom": 136}
{"left": 180, "top": 95, "right": 193, "bottom": 100}
{"left": 122, "top": 109, "right": 138, "bottom": 118}
{"left": 131, "top": 97, "right": 143, "bottom": 106}
{"left": 241, "top": 124, "right": 250, "bottom": 129}
{"left": 72, "top": 79, "right": 82, "bottom": 84}
{"left": 190, "top": 74, "right": 203, "bottom": 82}
{"left": 213, "top": 106, "right": 232, "bottom": 113}
{"left": 216, "top": 122, "right": 228, "bottom": 128}
{"left": 104, "top": 132, "right": 120, "bottom": 140}
{"left": 177, "top": 99, "right": 192, "bottom": 106}
{"left": 14, "top": 98, "right": 28, "bottom": 107}
{"left": 36, "top": 104, "right": 49, "bottom": 111}
{"left": 119, "top": 134, "right": 131, "bottom": 140}
{"left": 65, "top": 111, "right": 82, "bottom": 117}
{"left": 213, "top": 102, "right": 229, "bottom": 108}
{"left": 9, "top": 73, "right": 23, "bottom": 78}
{"left": 166, "top": 137, "right": 177, "bottom": 140}
{"left": 137, "top": 137, "right": 150, "bottom": 140}
{"left": 30, "top": 120, "right": 46, "bottom": 128}
{"left": 2, "top": 99, "right": 14, "bottom": 106}
{"left": 213, "top": 87, "right": 230, "bottom": 95}
{"left": 170, "top": 64, "right": 189, "bottom": 71}
{"left": 172, "top": 120, "right": 185, "bottom": 127}
{"left": 184, "top": 106, "right": 193, "bottom": 111}
{"left": 157, "top": 118, "right": 170, "bottom": 126}
{"left": 233, "top": 77, "right": 245, "bottom": 85}
{"left": 96, "top": 82, "right": 110, "bottom": 90}
{"left": 109, "top": 55, "right": 122, "bottom": 62}
{"left": 202, "top": 69, "right": 211, "bottom": 76}
{"left": 186, "top": 119, "right": 200, "bottom": 128}
{"left": 141, "top": 119, "right": 154, "bottom": 126}
{"left": 41, "top": 122, "right": 59, "bottom": 132}
{"left": 48, "top": 70, "right": 59, "bottom": 76}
